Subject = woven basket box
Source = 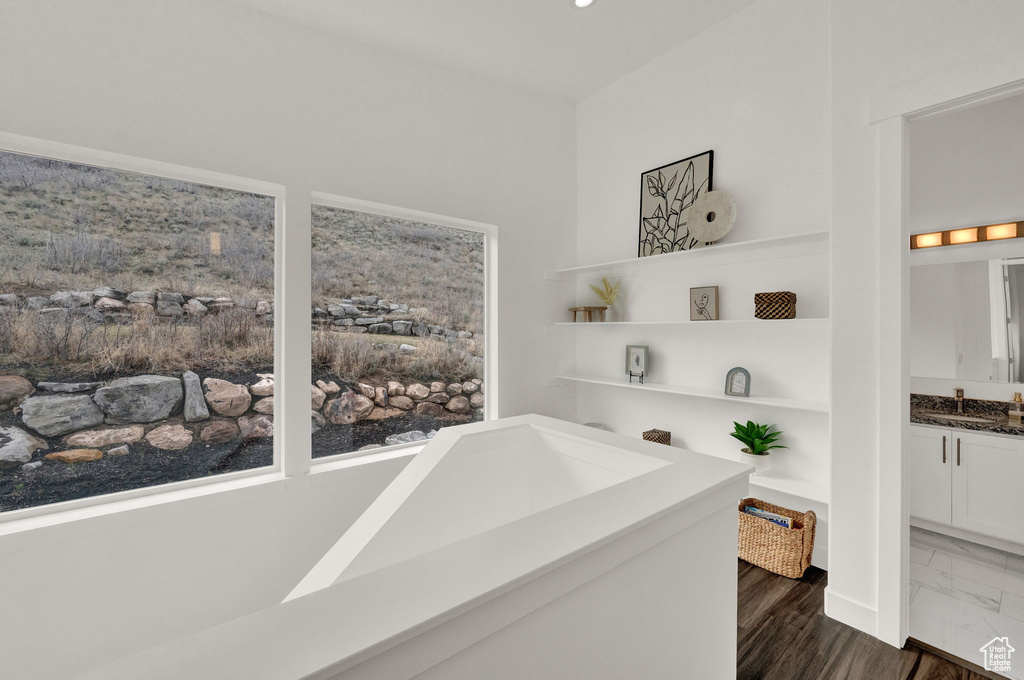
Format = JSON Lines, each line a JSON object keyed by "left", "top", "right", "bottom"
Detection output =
{"left": 642, "top": 428, "right": 671, "bottom": 445}
{"left": 754, "top": 291, "right": 797, "bottom": 319}
{"left": 738, "top": 497, "right": 816, "bottom": 579}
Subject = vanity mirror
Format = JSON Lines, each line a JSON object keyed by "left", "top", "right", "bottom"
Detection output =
{"left": 911, "top": 258, "right": 1024, "bottom": 382}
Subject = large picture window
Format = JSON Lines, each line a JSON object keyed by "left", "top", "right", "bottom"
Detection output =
{"left": 310, "top": 203, "right": 486, "bottom": 458}
{"left": 0, "top": 149, "right": 276, "bottom": 512}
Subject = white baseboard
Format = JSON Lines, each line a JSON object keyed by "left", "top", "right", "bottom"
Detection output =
{"left": 824, "top": 586, "right": 877, "bottom": 636}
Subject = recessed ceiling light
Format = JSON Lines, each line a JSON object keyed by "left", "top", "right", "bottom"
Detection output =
{"left": 575, "top": 0, "right": 594, "bottom": 8}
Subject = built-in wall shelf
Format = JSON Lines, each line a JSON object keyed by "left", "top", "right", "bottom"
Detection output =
{"left": 548, "top": 230, "right": 828, "bottom": 279}
{"left": 748, "top": 474, "right": 830, "bottom": 505}
{"left": 550, "top": 318, "right": 830, "bottom": 329}
{"left": 554, "top": 374, "right": 830, "bottom": 414}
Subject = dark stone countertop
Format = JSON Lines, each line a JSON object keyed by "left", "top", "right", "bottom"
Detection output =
{"left": 910, "top": 393, "right": 1024, "bottom": 437}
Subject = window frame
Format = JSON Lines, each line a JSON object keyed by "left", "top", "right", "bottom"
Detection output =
{"left": 0, "top": 132, "right": 286, "bottom": 524}
{"left": 308, "top": 192, "right": 499, "bottom": 466}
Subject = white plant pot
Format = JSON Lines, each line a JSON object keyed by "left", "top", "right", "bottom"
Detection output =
{"left": 741, "top": 449, "right": 772, "bottom": 476}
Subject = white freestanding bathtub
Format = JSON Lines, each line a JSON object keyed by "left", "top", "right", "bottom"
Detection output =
{"left": 79, "top": 415, "right": 751, "bottom": 680}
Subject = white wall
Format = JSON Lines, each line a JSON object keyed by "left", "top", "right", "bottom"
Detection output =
{"left": 575, "top": 0, "right": 1024, "bottom": 642}
{"left": 830, "top": 0, "right": 1024, "bottom": 639}
{"left": 0, "top": 1, "right": 576, "bottom": 677}
{"left": 572, "top": 0, "right": 832, "bottom": 559}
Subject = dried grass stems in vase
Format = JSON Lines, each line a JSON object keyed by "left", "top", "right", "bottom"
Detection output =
{"left": 589, "top": 276, "right": 621, "bottom": 321}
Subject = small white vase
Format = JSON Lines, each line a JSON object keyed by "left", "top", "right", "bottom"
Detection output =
{"left": 741, "top": 449, "right": 772, "bottom": 476}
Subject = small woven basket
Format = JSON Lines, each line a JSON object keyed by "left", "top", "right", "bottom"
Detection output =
{"left": 642, "top": 428, "right": 671, "bottom": 445}
{"left": 754, "top": 291, "right": 797, "bottom": 319}
{"left": 738, "top": 497, "right": 816, "bottom": 579}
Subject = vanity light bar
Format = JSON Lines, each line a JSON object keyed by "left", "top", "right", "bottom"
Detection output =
{"left": 910, "top": 221, "right": 1024, "bottom": 249}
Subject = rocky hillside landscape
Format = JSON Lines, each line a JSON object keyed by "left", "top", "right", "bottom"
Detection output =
{"left": 0, "top": 150, "right": 484, "bottom": 511}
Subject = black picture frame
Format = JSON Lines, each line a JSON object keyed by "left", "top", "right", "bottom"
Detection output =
{"left": 638, "top": 150, "right": 714, "bottom": 257}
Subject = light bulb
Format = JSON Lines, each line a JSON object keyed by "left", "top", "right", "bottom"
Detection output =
{"left": 575, "top": 0, "right": 594, "bottom": 7}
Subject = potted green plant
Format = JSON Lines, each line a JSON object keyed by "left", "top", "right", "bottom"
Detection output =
{"left": 589, "top": 276, "right": 621, "bottom": 321}
{"left": 730, "top": 421, "right": 786, "bottom": 475}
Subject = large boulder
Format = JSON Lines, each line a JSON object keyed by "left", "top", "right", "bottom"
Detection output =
{"left": 183, "top": 299, "right": 208, "bottom": 317}
{"left": 430, "top": 381, "right": 446, "bottom": 393}
{"left": 445, "top": 395, "right": 471, "bottom": 414}
{"left": 155, "top": 300, "right": 183, "bottom": 317}
{"left": 20, "top": 394, "right": 105, "bottom": 436}
{"left": 368, "top": 323, "right": 392, "bottom": 335}
{"left": 311, "top": 411, "right": 327, "bottom": 435}
{"left": 392, "top": 321, "right": 413, "bottom": 335}
{"left": 45, "top": 449, "right": 103, "bottom": 463}
{"left": 146, "top": 424, "right": 193, "bottom": 450}
{"left": 406, "top": 383, "right": 430, "bottom": 400}
{"left": 0, "top": 294, "right": 19, "bottom": 306}
{"left": 386, "top": 381, "right": 405, "bottom": 396}
{"left": 26, "top": 296, "right": 50, "bottom": 310}
{"left": 311, "top": 385, "right": 326, "bottom": 411}
{"left": 322, "top": 392, "right": 374, "bottom": 425}
{"left": 203, "top": 378, "right": 251, "bottom": 417}
{"left": 94, "top": 297, "right": 127, "bottom": 312}
{"left": 365, "top": 407, "right": 403, "bottom": 421}
{"left": 66, "top": 425, "right": 144, "bottom": 448}
{"left": 200, "top": 420, "right": 239, "bottom": 445}
{"left": 389, "top": 395, "right": 415, "bottom": 410}
{"left": 37, "top": 381, "right": 101, "bottom": 394}
{"left": 250, "top": 377, "right": 274, "bottom": 397}
{"left": 470, "top": 392, "right": 484, "bottom": 409}
{"left": 374, "top": 387, "right": 388, "bottom": 407}
{"left": 422, "top": 392, "right": 450, "bottom": 405}
{"left": 354, "top": 317, "right": 384, "bottom": 326}
{"left": 446, "top": 383, "right": 463, "bottom": 396}
{"left": 157, "top": 292, "right": 184, "bottom": 304}
{"left": 93, "top": 375, "right": 184, "bottom": 424}
{"left": 414, "top": 402, "right": 444, "bottom": 416}
{"left": 182, "top": 371, "right": 209, "bottom": 422}
{"left": 238, "top": 415, "right": 273, "bottom": 441}
{"left": 50, "top": 291, "right": 93, "bottom": 308}
{"left": 255, "top": 300, "right": 272, "bottom": 315}
{"left": 253, "top": 396, "right": 274, "bottom": 414}
{"left": 93, "top": 286, "right": 127, "bottom": 300}
{"left": 384, "top": 430, "right": 427, "bottom": 447}
{"left": 0, "top": 376, "right": 35, "bottom": 409}
{"left": 126, "top": 291, "right": 156, "bottom": 305}
{"left": 462, "top": 381, "right": 480, "bottom": 395}
{"left": 0, "top": 426, "right": 48, "bottom": 469}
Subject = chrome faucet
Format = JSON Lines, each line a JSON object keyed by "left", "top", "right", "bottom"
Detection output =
{"left": 955, "top": 387, "right": 965, "bottom": 414}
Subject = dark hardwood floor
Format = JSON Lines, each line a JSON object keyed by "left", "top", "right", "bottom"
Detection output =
{"left": 737, "top": 560, "right": 993, "bottom": 680}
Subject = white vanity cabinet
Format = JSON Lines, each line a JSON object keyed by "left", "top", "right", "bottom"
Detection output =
{"left": 908, "top": 425, "right": 1024, "bottom": 544}
{"left": 907, "top": 426, "right": 952, "bottom": 524}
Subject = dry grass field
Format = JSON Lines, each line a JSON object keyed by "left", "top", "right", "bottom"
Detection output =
{"left": 0, "top": 150, "right": 484, "bottom": 382}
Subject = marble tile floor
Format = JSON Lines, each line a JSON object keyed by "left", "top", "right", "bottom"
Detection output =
{"left": 910, "top": 526, "right": 1024, "bottom": 679}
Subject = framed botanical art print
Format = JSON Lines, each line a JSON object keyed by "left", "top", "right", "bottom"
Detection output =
{"left": 690, "top": 286, "right": 719, "bottom": 321}
{"left": 725, "top": 367, "right": 750, "bottom": 397}
{"left": 638, "top": 150, "right": 714, "bottom": 257}
{"left": 625, "top": 345, "right": 649, "bottom": 383}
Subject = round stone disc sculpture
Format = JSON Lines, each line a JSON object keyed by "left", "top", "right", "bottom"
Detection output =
{"left": 687, "top": 190, "right": 737, "bottom": 245}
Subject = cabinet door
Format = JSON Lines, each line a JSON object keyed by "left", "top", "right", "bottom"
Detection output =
{"left": 907, "top": 426, "right": 952, "bottom": 524}
{"left": 952, "top": 431, "right": 1024, "bottom": 543}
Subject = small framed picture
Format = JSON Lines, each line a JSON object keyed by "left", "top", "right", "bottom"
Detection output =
{"left": 725, "top": 367, "right": 751, "bottom": 397}
{"left": 690, "top": 285, "right": 719, "bottom": 321}
{"left": 625, "top": 345, "right": 649, "bottom": 383}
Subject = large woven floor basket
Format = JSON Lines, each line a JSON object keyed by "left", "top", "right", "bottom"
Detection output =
{"left": 738, "top": 497, "right": 816, "bottom": 579}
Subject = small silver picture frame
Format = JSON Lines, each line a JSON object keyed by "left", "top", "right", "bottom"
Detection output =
{"left": 625, "top": 345, "right": 649, "bottom": 383}
{"left": 725, "top": 366, "right": 750, "bottom": 397}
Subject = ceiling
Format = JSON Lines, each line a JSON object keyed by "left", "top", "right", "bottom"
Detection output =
{"left": 222, "top": 0, "right": 757, "bottom": 101}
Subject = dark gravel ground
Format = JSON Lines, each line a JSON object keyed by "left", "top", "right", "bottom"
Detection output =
{"left": 0, "top": 366, "right": 482, "bottom": 513}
